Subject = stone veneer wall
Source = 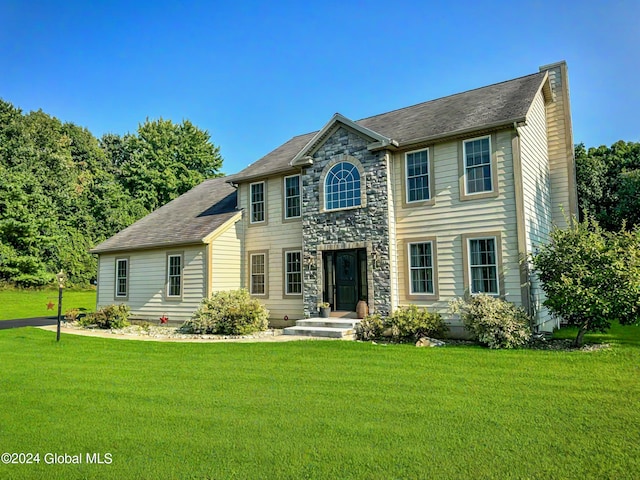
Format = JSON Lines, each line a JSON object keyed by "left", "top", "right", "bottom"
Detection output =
{"left": 301, "top": 126, "right": 391, "bottom": 317}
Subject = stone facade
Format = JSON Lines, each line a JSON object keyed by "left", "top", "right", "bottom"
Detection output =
{"left": 301, "top": 126, "right": 392, "bottom": 317}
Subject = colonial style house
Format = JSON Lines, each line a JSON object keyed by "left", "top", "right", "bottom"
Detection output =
{"left": 91, "top": 61, "right": 576, "bottom": 336}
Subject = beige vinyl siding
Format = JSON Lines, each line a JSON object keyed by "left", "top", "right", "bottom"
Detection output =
{"left": 519, "top": 91, "right": 553, "bottom": 329}
{"left": 393, "top": 130, "right": 521, "bottom": 326}
{"left": 96, "top": 245, "right": 206, "bottom": 323}
{"left": 210, "top": 221, "right": 242, "bottom": 293}
{"left": 386, "top": 153, "right": 400, "bottom": 312}
{"left": 545, "top": 64, "right": 576, "bottom": 228}
{"left": 238, "top": 176, "right": 304, "bottom": 324}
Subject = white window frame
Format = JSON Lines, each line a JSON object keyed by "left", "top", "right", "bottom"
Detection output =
{"left": 463, "top": 135, "right": 493, "bottom": 196}
{"left": 467, "top": 236, "right": 499, "bottom": 295}
{"left": 166, "top": 254, "right": 183, "bottom": 298}
{"left": 408, "top": 241, "right": 435, "bottom": 295}
{"left": 324, "top": 161, "right": 362, "bottom": 211}
{"left": 405, "top": 148, "right": 431, "bottom": 204}
{"left": 250, "top": 253, "right": 266, "bottom": 296}
{"left": 115, "top": 258, "right": 128, "bottom": 298}
{"left": 284, "top": 250, "right": 302, "bottom": 296}
{"left": 250, "top": 181, "right": 266, "bottom": 224}
{"left": 283, "top": 175, "right": 301, "bottom": 220}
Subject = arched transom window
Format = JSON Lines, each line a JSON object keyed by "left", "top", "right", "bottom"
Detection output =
{"left": 324, "top": 162, "right": 362, "bottom": 210}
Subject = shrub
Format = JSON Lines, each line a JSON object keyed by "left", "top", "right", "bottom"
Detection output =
{"left": 183, "top": 289, "right": 269, "bottom": 335}
{"left": 81, "top": 304, "right": 130, "bottom": 329}
{"left": 450, "top": 295, "right": 531, "bottom": 349}
{"left": 64, "top": 308, "right": 80, "bottom": 322}
{"left": 388, "top": 305, "right": 448, "bottom": 340}
{"left": 355, "top": 314, "right": 385, "bottom": 341}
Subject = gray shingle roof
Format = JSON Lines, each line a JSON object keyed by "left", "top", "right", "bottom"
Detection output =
{"left": 91, "top": 176, "right": 238, "bottom": 254}
{"left": 234, "top": 71, "right": 547, "bottom": 182}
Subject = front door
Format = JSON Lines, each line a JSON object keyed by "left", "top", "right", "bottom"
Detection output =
{"left": 335, "top": 250, "right": 358, "bottom": 311}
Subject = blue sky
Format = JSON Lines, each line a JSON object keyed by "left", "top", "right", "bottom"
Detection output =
{"left": 1, "top": 0, "right": 638, "bottom": 175}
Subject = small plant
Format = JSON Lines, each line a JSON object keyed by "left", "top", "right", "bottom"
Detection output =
{"left": 450, "top": 295, "right": 531, "bottom": 349}
{"left": 318, "top": 302, "right": 330, "bottom": 308}
{"left": 388, "top": 305, "right": 448, "bottom": 341}
{"left": 355, "top": 313, "right": 385, "bottom": 341}
{"left": 183, "top": 289, "right": 269, "bottom": 335}
{"left": 64, "top": 308, "right": 80, "bottom": 322}
{"left": 81, "top": 304, "right": 130, "bottom": 329}
{"left": 139, "top": 321, "right": 152, "bottom": 331}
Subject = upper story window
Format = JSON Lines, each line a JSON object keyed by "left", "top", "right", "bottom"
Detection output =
{"left": 115, "top": 258, "right": 128, "bottom": 298}
{"left": 406, "top": 149, "right": 430, "bottom": 203}
{"left": 250, "top": 181, "right": 265, "bottom": 223}
{"left": 324, "top": 162, "right": 361, "bottom": 211}
{"left": 284, "top": 175, "right": 301, "bottom": 219}
{"left": 463, "top": 136, "right": 493, "bottom": 195}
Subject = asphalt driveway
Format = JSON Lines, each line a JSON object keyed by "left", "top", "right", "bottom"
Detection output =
{"left": 0, "top": 317, "right": 58, "bottom": 329}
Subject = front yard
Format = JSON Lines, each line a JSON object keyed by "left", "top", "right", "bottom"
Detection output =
{"left": 0, "top": 325, "right": 638, "bottom": 479}
{"left": 0, "top": 287, "right": 96, "bottom": 320}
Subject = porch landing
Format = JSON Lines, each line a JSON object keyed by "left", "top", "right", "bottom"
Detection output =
{"left": 283, "top": 318, "right": 361, "bottom": 339}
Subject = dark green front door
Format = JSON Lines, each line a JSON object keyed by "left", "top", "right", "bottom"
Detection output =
{"left": 335, "top": 250, "right": 358, "bottom": 311}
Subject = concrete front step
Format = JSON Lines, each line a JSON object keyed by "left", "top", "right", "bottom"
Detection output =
{"left": 283, "top": 317, "right": 361, "bottom": 339}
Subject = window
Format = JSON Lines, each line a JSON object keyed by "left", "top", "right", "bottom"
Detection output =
{"left": 167, "top": 254, "right": 182, "bottom": 298}
{"left": 284, "top": 175, "right": 301, "bottom": 219}
{"left": 464, "top": 136, "right": 492, "bottom": 194}
{"left": 284, "top": 250, "right": 302, "bottom": 295}
{"left": 406, "top": 149, "right": 430, "bottom": 203}
{"left": 324, "top": 162, "right": 361, "bottom": 210}
{"left": 408, "top": 242, "right": 434, "bottom": 294}
{"left": 468, "top": 237, "right": 499, "bottom": 294}
{"left": 250, "top": 253, "right": 266, "bottom": 295}
{"left": 250, "top": 182, "right": 265, "bottom": 223}
{"left": 115, "top": 258, "right": 128, "bottom": 298}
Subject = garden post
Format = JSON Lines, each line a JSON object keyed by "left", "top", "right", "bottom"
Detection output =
{"left": 55, "top": 271, "right": 65, "bottom": 342}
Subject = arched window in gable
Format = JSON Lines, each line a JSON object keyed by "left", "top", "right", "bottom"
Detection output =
{"left": 324, "top": 162, "right": 362, "bottom": 211}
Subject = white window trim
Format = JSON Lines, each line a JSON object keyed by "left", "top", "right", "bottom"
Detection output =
{"left": 407, "top": 241, "right": 435, "bottom": 295}
{"left": 324, "top": 161, "right": 362, "bottom": 212}
{"left": 115, "top": 258, "right": 128, "bottom": 298}
{"left": 250, "top": 181, "right": 266, "bottom": 224}
{"left": 283, "top": 175, "right": 301, "bottom": 220}
{"left": 466, "top": 236, "right": 500, "bottom": 295}
{"left": 405, "top": 148, "right": 431, "bottom": 204}
{"left": 463, "top": 135, "right": 493, "bottom": 196}
{"left": 250, "top": 253, "right": 266, "bottom": 296}
{"left": 166, "top": 254, "right": 183, "bottom": 298}
{"left": 284, "top": 250, "right": 302, "bottom": 296}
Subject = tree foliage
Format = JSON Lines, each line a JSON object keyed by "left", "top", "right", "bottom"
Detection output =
{"left": 576, "top": 140, "right": 640, "bottom": 230}
{"left": 0, "top": 99, "right": 223, "bottom": 287}
{"left": 532, "top": 217, "right": 640, "bottom": 346}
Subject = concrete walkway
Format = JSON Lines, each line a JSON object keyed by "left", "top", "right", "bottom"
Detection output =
{"left": 0, "top": 317, "right": 57, "bottom": 330}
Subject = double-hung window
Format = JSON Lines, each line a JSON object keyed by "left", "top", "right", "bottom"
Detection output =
{"left": 406, "top": 149, "right": 430, "bottom": 203}
{"left": 167, "top": 254, "right": 182, "bottom": 298}
{"left": 250, "top": 253, "right": 266, "bottom": 295}
{"left": 468, "top": 237, "right": 499, "bottom": 295}
{"left": 115, "top": 258, "right": 128, "bottom": 298}
{"left": 284, "top": 175, "right": 301, "bottom": 219}
{"left": 463, "top": 136, "right": 493, "bottom": 195}
{"left": 284, "top": 250, "right": 302, "bottom": 295}
{"left": 408, "top": 242, "right": 435, "bottom": 295}
{"left": 250, "top": 182, "right": 265, "bottom": 223}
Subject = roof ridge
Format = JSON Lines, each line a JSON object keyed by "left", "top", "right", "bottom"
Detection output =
{"left": 355, "top": 71, "right": 545, "bottom": 123}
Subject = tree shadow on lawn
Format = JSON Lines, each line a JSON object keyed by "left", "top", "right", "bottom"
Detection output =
{"left": 553, "top": 320, "right": 640, "bottom": 347}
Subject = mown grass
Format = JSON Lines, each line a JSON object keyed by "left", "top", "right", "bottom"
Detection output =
{"left": 0, "top": 325, "right": 639, "bottom": 479}
{"left": 0, "top": 287, "right": 96, "bottom": 320}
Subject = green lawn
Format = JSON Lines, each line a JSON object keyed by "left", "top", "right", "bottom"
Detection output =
{"left": 1, "top": 326, "right": 639, "bottom": 479}
{"left": 0, "top": 287, "right": 96, "bottom": 320}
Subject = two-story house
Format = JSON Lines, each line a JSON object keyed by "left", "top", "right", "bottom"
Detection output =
{"left": 92, "top": 61, "right": 576, "bottom": 335}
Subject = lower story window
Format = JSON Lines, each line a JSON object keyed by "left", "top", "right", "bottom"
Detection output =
{"left": 468, "top": 237, "right": 498, "bottom": 294}
{"left": 285, "top": 251, "right": 302, "bottom": 295}
{"left": 251, "top": 253, "right": 266, "bottom": 295}
{"left": 115, "top": 258, "right": 128, "bottom": 298}
{"left": 167, "top": 254, "right": 182, "bottom": 297}
{"left": 409, "top": 242, "right": 434, "bottom": 294}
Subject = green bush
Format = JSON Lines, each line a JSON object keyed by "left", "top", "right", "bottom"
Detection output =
{"left": 450, "top": 295, "right": 531, "bottom": 349}
{"left": 183, "top": 289, "right": 269, "bottom": 335}
{"left": 388, "top": 305, "right": 448, "bottom": 340}
{"left": 355, "top": 305, "right": 447, "bottom": 341}
{"left": 355, "top": 314, "right": 385, "bottom": 341}
{"left": 80, "top": 304, "right": 130, "bottom": 329}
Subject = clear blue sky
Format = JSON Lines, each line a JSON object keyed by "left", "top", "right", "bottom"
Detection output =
{"left": 2, "top": 0, "right": 638, "bottom": 175}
